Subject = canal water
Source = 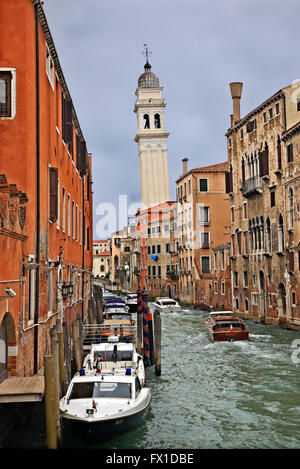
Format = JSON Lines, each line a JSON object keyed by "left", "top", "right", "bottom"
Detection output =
{"left": 1, "top": 305, "right": 300, "bottom": 449}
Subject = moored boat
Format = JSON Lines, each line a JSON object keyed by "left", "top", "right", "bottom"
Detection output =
{"left": 82, "top": 337, "right": 145, "bottom": 386}
{"left": 125, "top": 293, "right": 138, "bottom": 312}
{"left": 205, "top": 311, "right": 249, "bottom": 342}
{"left": 153, "top": 297, "right": 181, "bottom": 312}
{"left": 60, "top": 372, "right": 151, "bottom": 443}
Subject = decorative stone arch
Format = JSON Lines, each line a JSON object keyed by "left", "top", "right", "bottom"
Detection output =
{"left": 0, "top": 312, "right": 17, "bottom": 382}
{"left": 277, "top": 282, "right": 286, "bottom": 317}
{"left": 154, "top": 113, "right": 161, "bottom": 128}
{"left": 167, "top": 284, "right": 172, "bottom": 298}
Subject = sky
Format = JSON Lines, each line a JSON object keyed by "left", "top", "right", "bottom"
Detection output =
{"left": 43, "top": 0, "right": 300, "bottom": 238}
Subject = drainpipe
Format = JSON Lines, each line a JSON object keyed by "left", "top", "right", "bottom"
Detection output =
{"left": 82, "top": 177, "right": 85, "bottom": 320}
{"left": 34, "top": 2, "right": 40, "bottom": 375}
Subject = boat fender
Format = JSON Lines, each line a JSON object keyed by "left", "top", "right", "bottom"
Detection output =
{"left": 126, "top": 368, "right": 131, "bottom": 375}
{"left": 79, "top": 368, "right": 85, "bottom": 376}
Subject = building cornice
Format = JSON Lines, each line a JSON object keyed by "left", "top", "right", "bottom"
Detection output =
{"left": 31, "top": 0, "right": 85, "bottom": 143}
{"left": 225, "top": 90, "right": 284, "bottom": 137}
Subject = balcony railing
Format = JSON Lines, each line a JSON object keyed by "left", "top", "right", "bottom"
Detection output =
{"left": 241, "top": 176, "right": 263, "bottom": 197}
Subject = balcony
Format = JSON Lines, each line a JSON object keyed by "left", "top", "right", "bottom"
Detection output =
{"left": 241, "top": 176, "right": 263, "bottom": 197}
{"left": 166, "top": 269, "right": 178, "bottom": 279}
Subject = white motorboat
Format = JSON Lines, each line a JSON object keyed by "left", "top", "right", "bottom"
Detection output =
{"left": 153, "top": 297, "right": 181, "bottom": 312}
{"left": 82, "top": 337, "right": 145, "bottom": 386}
{"left": 60, "top": 371, "right": 151, "bottom": 443}
{"left": 125, "top": 293, "right": 138, "bottom": 312}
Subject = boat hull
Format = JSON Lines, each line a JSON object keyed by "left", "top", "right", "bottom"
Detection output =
{"left": 206, "top": 322, "right": 249, "bottom": 342}
{"left": 61, "top": 403, "right": 149, "bottom": 444}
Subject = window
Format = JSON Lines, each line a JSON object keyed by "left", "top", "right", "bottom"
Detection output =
{"left": 62, "top": 187, "right": 66, "bottom": 233}
{"left": 221, "top": 281, "right": 225, "bottom": 295}
{"left": 270, "top": 191, "right": 275, "bottom": 207}
{"left": 234, "top": 271, "right": 238, "bottom": 287}
{"left": 243, "top": 271, "right": 248, "bottom": 288}
{"left": 240, "top": 128, "right": 244, "bottom": 140}
{"left": 275, "top": 103, "right": 280, "bottom": 115}
{"left": 287, "top": 143, "right": 293, "bottom": 163}
{"left": 200, "top": 206, "right": 209, "bottom": 224}
{"left": 0, "top": 69, "right": 16, "bottom": 118}
{"left": 166, "top": 243, "right": 170, "bottom": 253}
{"left": 72, "top": 201, "right": 75, "bottom": 239}
{"left": 288, "top": 187, "right": 294, "bottom": 230}
{"left": 148, "top": 266, "right": 151, "bottom": 276}
{"left": 158, "top": 265, "right": 161, "bottom": 276}
{"left": 231, "top": 207, "right": 234, "bottom": 223}
{"left": 292, "top": 291, "right": 296, "bottom": 307}
{"left": 251, "top": 292, "right": 258, "bottom": 305}
{"left": 143, "top": 114, "right": 150, "bottom": 129}
{"left": 200, "top": 232, "right": 210, "bottom": 248}
{"left": 157, "top": 245, "right": 161, "bottom": 253}
{"left": 263, "top": 111, "right": 267, "bottom": 123}
{"left": 214, "top": 281, "right": 218, "bottom": 294}
{"left": 246, "top": 118, "right": 256, "bottom": 133}
{"left": 154, "top": 113, "right": 161, "bottom": 128}
{"left": 278, "top": 213, "right": 284, "bottom": 252}
{"left": 148, "top": 246, "right": 151, "bottom": 254}
{"left": 228, "top": 137, "right": 232, "bottom": 149}
{"left": 62, "top": 94, "right": 73, "bottom": 147}
{"left": 76, "top": 205, "right": 79, "bottom": 241}
{"left": 67, "top": 195, "right": 71, "bottom": 236}
{"left": 243, "top": 202, "right": 247, "bottom": 220}
{"left": 152, "top": 245, "right": 156, "bottom": 254}
{"left": 49, "top": 167, "right": 58, "bottom": 222}
{"left": 201, "top": 256, "right": 210, "bottom": 273}
{"left": 46, "top": 44, "right": 54, "bottom": 89}
{"left": 152, "top": 266, "right": 156, "bottom": 276}
{"left": 297, "top": 99, "right": 300, "bottom": 112}
{"left": 245, "top": 298, "right": 249, "bottom": 311}
{"left": 269, "top": 108, "right": 273, "bottom": 119}
{"left": 199, "top": 179, "right": 208, "bottom": 192}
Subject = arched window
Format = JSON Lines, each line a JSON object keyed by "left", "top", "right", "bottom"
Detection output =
{"left": 278, "top": 213, "right": 284, "bottom": 252}
{"left": 266, "top": 217, "right": 271, "bottom": 253}
{"left": 143, "top": 114, "right": 150, "bottom": 129}
{"left": 241, "top": 158, "right": 245, "bottom": 183}
{"left": 260, "top": 216, "right": 264, "bottom": 250}
{"left": 154, "top": 113, "right": 161, "bottom": 128}
{"left": 288, "top": 186, "right": 294, "bottom": 230}
{"left": 277, "top": 135, "right": 282, "bottom": 170}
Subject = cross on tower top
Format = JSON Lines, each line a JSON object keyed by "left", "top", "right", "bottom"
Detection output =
{"left": 143, "top": 44, "right": 152, "bottom": 64}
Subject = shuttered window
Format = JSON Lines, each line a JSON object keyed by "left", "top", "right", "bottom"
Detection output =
{"left": 287, "top": 143, "right": 293, "bottom": 163}
{"left": 76, "top": 135, "right": 88, "bottom": 175}
{"left": 259, "top": 146, "right": 269, "bottom": 177}
{"left": 49, "top": 167, "right": 58, "bottom": 222}
{"left": 199, "top": 178, "right": 208, "bottom": 192}
{"left": 62, "top": 94, "right": 73, "bottom": 148}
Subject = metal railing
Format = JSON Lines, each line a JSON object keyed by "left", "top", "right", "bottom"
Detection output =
{"left": 82, "top": 324, "right": 137, "bottom": 346}
{"left": 241, "top": 176, "right": 263, "bottom": 195}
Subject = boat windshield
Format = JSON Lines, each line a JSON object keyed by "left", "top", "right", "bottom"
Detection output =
{"left": 93, "top": 350, "right": 133, "bottom": 361}
{"left": 160, "top": 300, "right": 176, "bottom": 306}
{"left": 69, "top": 382, "right": 131, "bottom": 399}
{"left": 108, "top": 314, "right": 131, "bottom": 320}
{"left": 214, "top": 322, "right": 242, "bottom": 329}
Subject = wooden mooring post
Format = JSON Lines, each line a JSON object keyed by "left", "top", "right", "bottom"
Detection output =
{"left": 136, "top": 289, "right": 143, "bottom": 355}
{"left": 153, "top": 309, "right": 161, "bottom": 376}
{"left": 142, "top": 290, "right": 150, "bottom": 367}
{"left": 44, "top": 355, "right": 60, "bottom": 449}
{"left": 72, "top": 319, "right": 82, "bottom": 372}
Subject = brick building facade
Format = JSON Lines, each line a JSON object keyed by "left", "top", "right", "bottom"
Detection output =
{"left": 0, "top": 0, "right": 93, "bottom": 381}
{"left": 226, "top": 80, "right": 300, "bottom": 330}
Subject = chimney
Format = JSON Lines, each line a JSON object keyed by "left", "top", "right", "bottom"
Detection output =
{"left": 182, "top": 157, "right": 188, "bottom": 175}
{"left": 229, "top": 82, "right": 243, "bottom": 124}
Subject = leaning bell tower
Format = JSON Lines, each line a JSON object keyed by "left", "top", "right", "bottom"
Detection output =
{"left": 134, "top": 45, "right": 170, "bottom": 209}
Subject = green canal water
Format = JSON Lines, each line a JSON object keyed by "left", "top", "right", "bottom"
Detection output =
{"left": 1, "top": 306, "right": 300, "bottom": 449}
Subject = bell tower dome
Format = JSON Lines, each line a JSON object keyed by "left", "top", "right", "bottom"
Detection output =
{"left": 134, "top": 46, "right": 170, "bottom": 209}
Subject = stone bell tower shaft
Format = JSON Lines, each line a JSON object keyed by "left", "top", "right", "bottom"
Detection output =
{"left": 134, "top": 56, "right": 170, "bottom": 209}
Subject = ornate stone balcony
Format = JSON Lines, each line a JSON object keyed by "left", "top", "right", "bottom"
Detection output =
{"left": 241, "top": 176, "right": 263, "bottom": 197}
